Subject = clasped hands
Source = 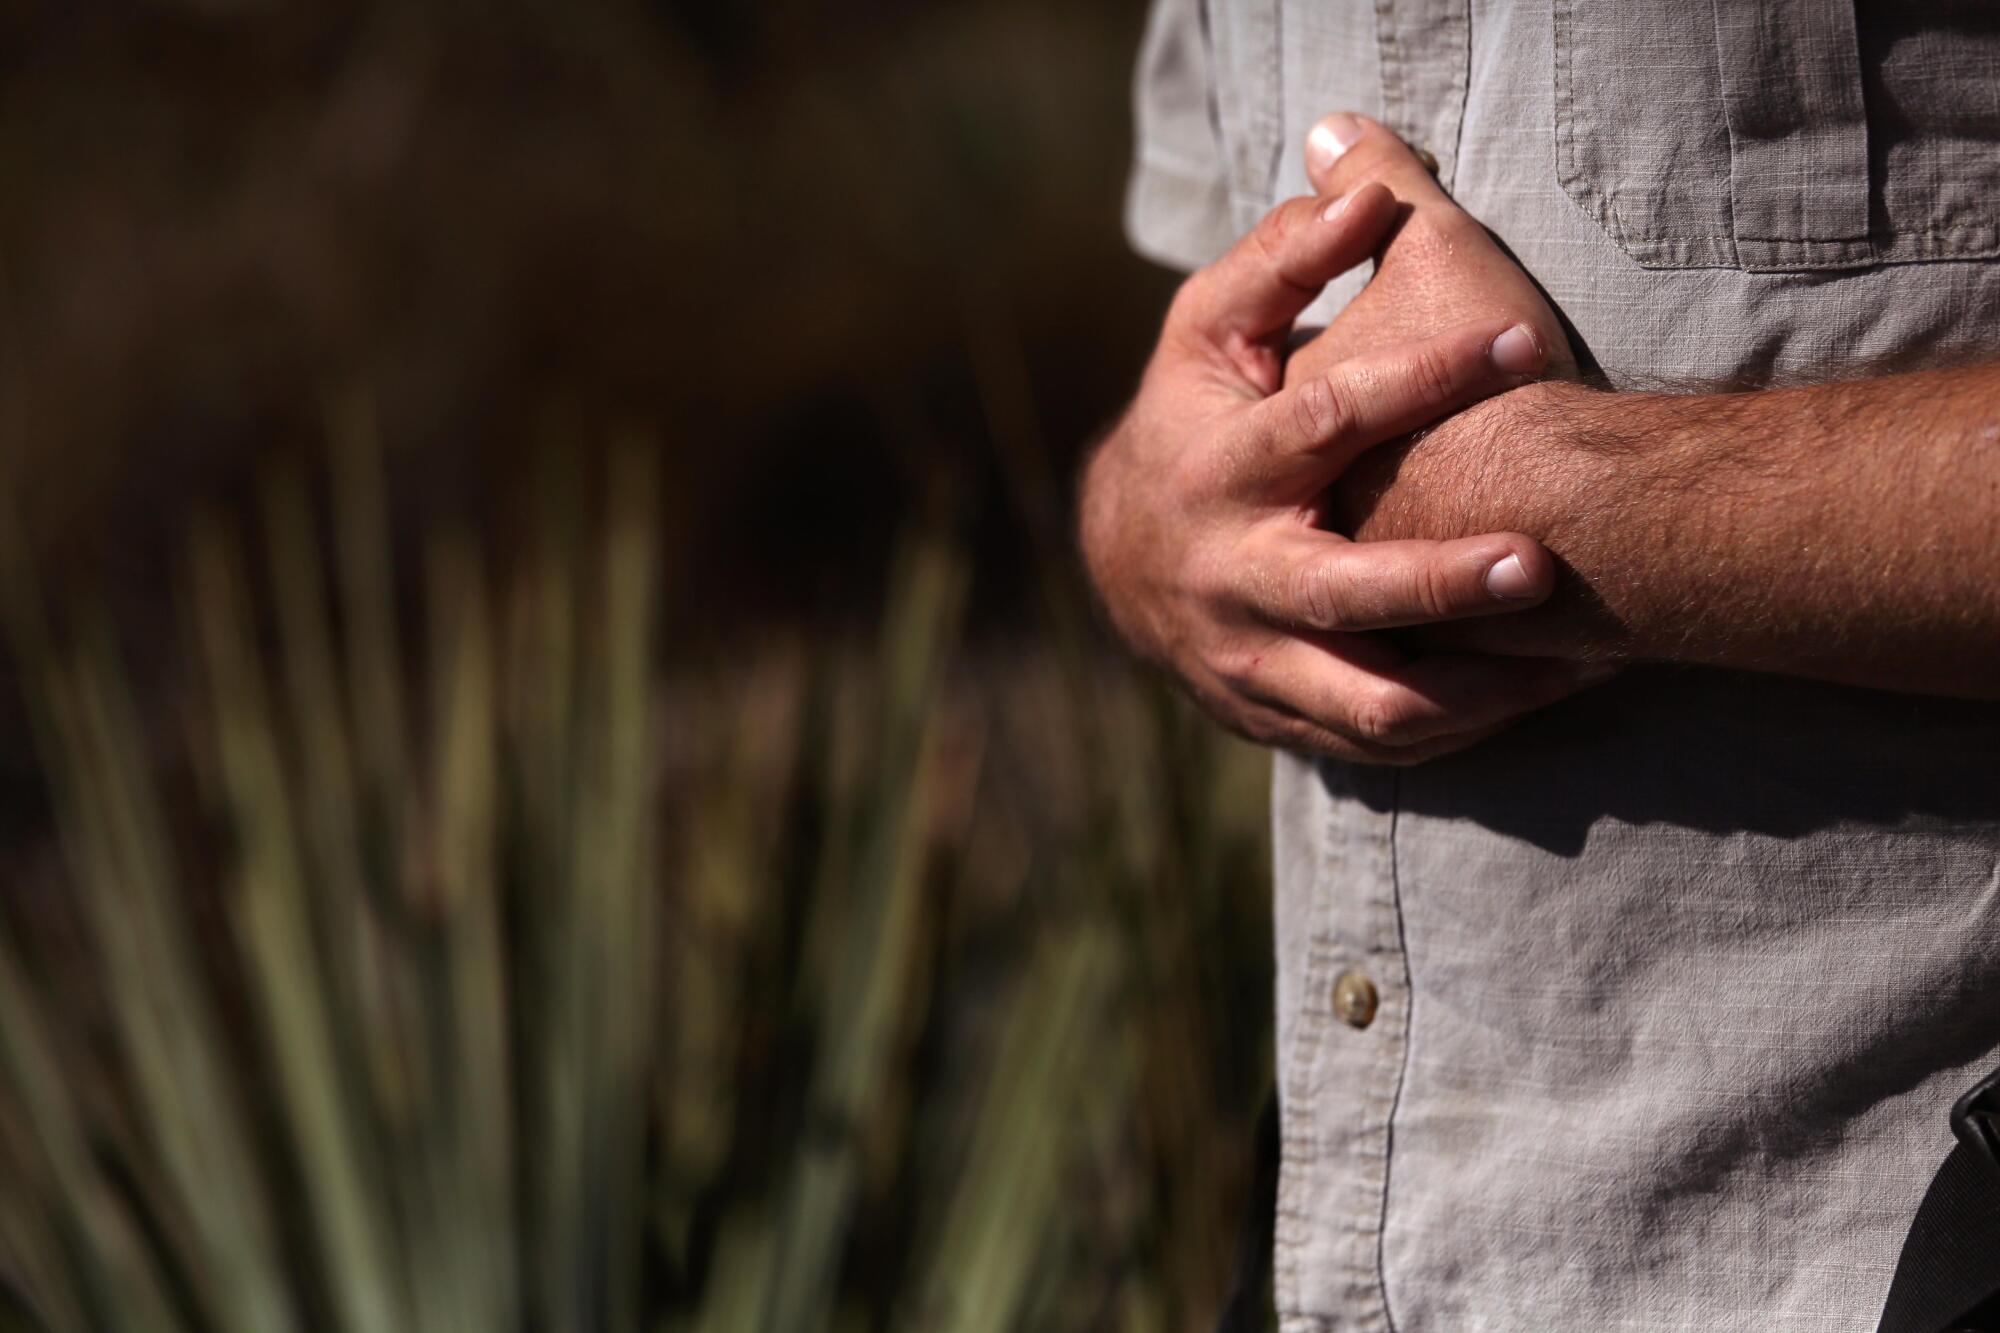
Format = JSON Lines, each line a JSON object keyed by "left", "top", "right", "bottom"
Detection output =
{"left": 1081, "top": 113, "right": 1613, "bottom": 764}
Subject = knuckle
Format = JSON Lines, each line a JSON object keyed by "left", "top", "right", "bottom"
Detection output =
{"left": 1349, "top": 686, "right": 1417, "bottom": 746}
{"left": 1205, "top": 639, "right": 1268, "bottom": 695}
{"left": 1396, "top": 212, "right": 1455, "bottom": 259}
{"left": 1186, "top": 675, "right": 1238, "bottom": 721}
{"left": 1177, "top": 563, "right": 1229, "bottom": 629}
{"left": 1406, "top": 345, "right": 1458, "bottom": 409}
{"left": 1169, "top": 450, "right": 1217, "bottom": 504}
{"left": 1234, "top": 709, "right": 1293, "bottom": 749}
{"left": 1424, "top": 210, "right": 1489, "bottom": 257}
{"left": 1404, "top": 560, "right": 1463, "bottom": 621}
{"left": 1291, "top": 372, "right": 1353, "bottom": 446}
{"left": 1166, "top": 272, "right": 1208, "bottom": 325}
{"left": 1250, "top": 199, "right": 1300, "bottom": 265}
{"left": 1290, "top": 559, "right": 1347, "bottom": 628}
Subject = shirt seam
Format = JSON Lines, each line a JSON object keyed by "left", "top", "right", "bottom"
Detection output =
{"left": 1376, "top": 768, "right": 1413, "bottom": 1333}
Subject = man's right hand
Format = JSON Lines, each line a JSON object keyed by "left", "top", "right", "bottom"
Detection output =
{"left": 1079, "top": 184, "right": 1612, "bottom": 764}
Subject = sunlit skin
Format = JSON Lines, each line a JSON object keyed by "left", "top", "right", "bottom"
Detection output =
{"left": 1289, "top": 115, "right": 2000, "bottom": 701}
{"left": 1082, "top": 114, "right": 2000, "bottom": 762}
{"left": 1078, "top": 176, "right": 1612, "bottom": 766}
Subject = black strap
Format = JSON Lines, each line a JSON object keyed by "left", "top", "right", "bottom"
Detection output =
{"left": 1215, "top": 1093, "right": 1281, "bottom": 1333}
{"left": 1877, "top": 1065, "right": 2000, "bottom": 1333}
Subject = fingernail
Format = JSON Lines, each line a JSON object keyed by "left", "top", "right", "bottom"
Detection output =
{"left": 1321, "top": 191, "right": 1352, "bottom": 222}
{"left": 1307, "top": 114, "right": 1367, "bottom": 172}
{"left": 1483, "top": 553, "right": 1538, "bottom": 600}
{"left": 1489, "top": 324, "right": 1544, "bottom": 376}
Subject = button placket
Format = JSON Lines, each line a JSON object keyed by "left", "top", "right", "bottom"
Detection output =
{"left": 1334, "top": 969, "right": 1380, "bottom": 1029}
{"left": 1274, "top": 762, "right": 1408, "bottom": 1330}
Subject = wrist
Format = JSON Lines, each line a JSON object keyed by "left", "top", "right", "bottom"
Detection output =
{"left": 1472, "top": 380, "right": 1653, "bottom": 659}
{"left": 1340, "top": 378, "right": 1612, "bottom": 554}
{"left": 1344, "top": 378, "right": 1690, "bottom": 662}
{"left": 1521, "top": 381, "right": 1783, "bottom": 664}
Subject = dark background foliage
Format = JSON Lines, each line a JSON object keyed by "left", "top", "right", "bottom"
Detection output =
{"left": 0, "top": 0, "right": 1177, "bottom": 629}
{"left": 0, "top": 2, "right": 1279, "bottom": 1329}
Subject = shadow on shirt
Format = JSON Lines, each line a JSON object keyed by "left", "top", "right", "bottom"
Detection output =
{"left": 1332, "top": 664, "right": 2000, "bottom": 856}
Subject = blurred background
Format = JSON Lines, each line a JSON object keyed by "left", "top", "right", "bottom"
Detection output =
{"left": 0, "top": 1, "right": 1278, "bottom": 1329}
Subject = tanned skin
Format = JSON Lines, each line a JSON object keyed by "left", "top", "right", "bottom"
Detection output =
{"left": 1286, "top": 114, "right": 2000, "bottom": 702}
{"left": 1335, "top": 371, "right": 2000, "bottom": 699}
{"left": 1077, "top": 170, "right": 1621, "bottom": 766}
{"left": 1086, "top": 107, "right": 2000, "bottom": 767}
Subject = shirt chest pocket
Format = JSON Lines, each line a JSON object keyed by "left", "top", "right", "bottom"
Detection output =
{"left": 1205, "top": 0, "right": 1283, "bottom": 231}
{"left": 1554, "top": 0, "right": 2000, "bottom": 272}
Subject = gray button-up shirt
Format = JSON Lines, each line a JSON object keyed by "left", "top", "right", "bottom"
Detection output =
{"left": 1127, "top": 2, "right": 2000, "bottom": 1327}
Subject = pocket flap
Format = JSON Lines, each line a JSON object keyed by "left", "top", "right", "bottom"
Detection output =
{"left": 1714, "top": 0, "right": 1874, "bottom": 269}
{"left": 1556, "top": 0, "right": 1880, "bottom": 272}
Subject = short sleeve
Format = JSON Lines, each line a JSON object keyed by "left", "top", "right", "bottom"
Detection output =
{"left": 1125, "top": 0, "right": 1237, "bottom": 273}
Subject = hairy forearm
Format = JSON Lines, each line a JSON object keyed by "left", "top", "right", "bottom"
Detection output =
{"left": 1343, "top": 365, "right": 2000, "bottom": 697}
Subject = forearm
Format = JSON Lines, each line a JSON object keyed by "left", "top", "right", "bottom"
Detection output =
{"left": 1347, "top": 366, "right": 2000, "bottom": 697}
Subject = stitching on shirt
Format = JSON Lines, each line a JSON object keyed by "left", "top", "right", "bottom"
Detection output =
{"left": 1552, "top": 0, "right": 1682, "bottom": 258}
{"left": 1378, "top": 0, "right": 1470, "bottom": 191}
{"left": 1265, "top": 0, "right": 1285, "bottom": 205}
{"left": 1703, "top": 0, "right": 1743, "bottom": 268}
{"left": 1211, "top": 0, "right": 1282, "bottom": 217}
{"left": 1445, "top": 0, "right": 1470, "bottom": 195}
{"left": 1555, "top": 1, "right": 1997, "bottom": 271}
{"left": 1374, "top": 0, "right": 1402, "bottom": 145}
{"left": 1375, "top": 769, "right": 1414, "bottom": 1333}
{"left": 1273, "top": 761, "right": 1346, "bottom": 1319}
{"left": 1196, "top": 0, "right": 1226, "bottom": 183}
{"left": 1555, "top": 0, "right": 1734, "bottom": 256}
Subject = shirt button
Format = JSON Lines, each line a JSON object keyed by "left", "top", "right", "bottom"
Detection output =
{"left": 1333, "top": 969, "right": 1379, "bottom": 1029}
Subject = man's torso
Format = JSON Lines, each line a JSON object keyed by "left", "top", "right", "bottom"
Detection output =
{"left": 1130, "top": 2, "right": 2000, "bottom": 1327}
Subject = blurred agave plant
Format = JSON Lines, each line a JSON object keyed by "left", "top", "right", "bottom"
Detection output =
{"left": 0, "top": 401, "right": 1274, "bottom": 1331}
